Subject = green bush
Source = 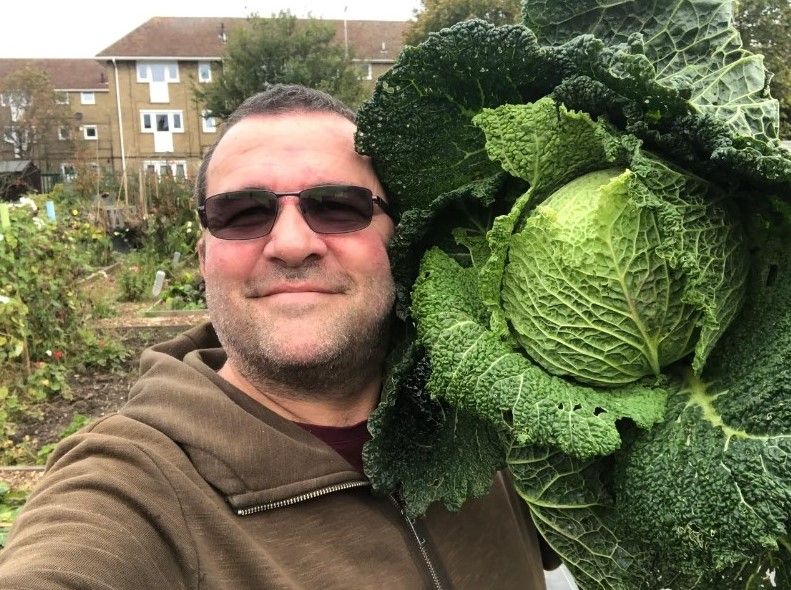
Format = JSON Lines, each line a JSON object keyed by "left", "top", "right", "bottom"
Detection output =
{"left": 0, "top": 199, "right": 91, "bottom": 361}
{"left": 0, "top": 195, "right": 120, "bottom": 451}
{"left": 77, "top": 329, "right": 128, "bottom": 371}
{"left": 116, "top": 250, "right": 161, "bottom": 302}
{"left": 161, "top": 269, "right": 205, "bottom": 310}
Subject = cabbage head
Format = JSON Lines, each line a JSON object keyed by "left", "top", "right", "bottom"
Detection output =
{"left": 474, "top": 98, "right": 748, "bottom": 386}
{"left": 501, "top": 163, "right": 747, "bottom": 385}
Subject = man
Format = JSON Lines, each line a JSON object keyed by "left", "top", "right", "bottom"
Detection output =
{"left": 0, "top": 85, "right": 546, "bottom": 588}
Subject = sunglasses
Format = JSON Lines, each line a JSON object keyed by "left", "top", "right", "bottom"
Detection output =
{"left": 198, "top": 184, "right": 391, "bottom": 240}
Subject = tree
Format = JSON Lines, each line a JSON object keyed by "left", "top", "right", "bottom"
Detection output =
{"left": 734, "top": 0, "right": 791, "bottom": 137}
{"left": 196, "top": 12, "right": 365, "bottom": 119}
{"left": 0, "top": 66, "right": 73, "bottom": 170}
{"left": 404, "top": 0, "right": 521, "bottom": 46}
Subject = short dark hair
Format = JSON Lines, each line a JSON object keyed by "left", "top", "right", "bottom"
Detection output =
{"left": 195, "top": 84, "right": 357, "bottom": 206}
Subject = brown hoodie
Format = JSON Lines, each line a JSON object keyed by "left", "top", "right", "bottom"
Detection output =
{"left": 0, "top": 323, "right": 546, "bottom": 589}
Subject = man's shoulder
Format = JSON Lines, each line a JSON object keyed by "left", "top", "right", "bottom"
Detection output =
{"left": 45, "top": 412, "right": 192, "bottom": 478}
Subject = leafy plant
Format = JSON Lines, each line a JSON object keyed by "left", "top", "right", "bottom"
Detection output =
{"left": 76, "top": 330, "right": 128, "bottom": 371}
{"left": 0, "top": 191, "right": 123, "bottom": 455}
{"left": 116, "top": 251, "right": 160, "bottom": 302}
{"left": 0, "top": 200, "right": 91, "bottom": 362}
{"left": 20, "top": 362, "right": 70, "bottom": 403}
{"left": 357, "top": 1, "right": 791, "bottom": 588}
{"left": 0, "top": 482, "right": 28, "bottom": 548}
{"left": 161, "top": 270, "right": 205, "bottom": 310}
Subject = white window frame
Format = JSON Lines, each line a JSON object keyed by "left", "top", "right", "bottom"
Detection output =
{"left": 80, "top": 91, "right": 95, "bottom": 105}
{"left": 139, "top": 110, "right": 185, "bottom": 133}
{"left": 58, "top": 126, "right": 70, "bottom": 141}
{"left": 198, "top": 62, "right": 212, "bottom": 83}
{"left": 143, "top": 159, "right": 188, "bottom": 179}
{"left": 0, "top": 94, "right": 6, "bottom": 107}
{"left": 201, "top": 110, "right": 216, "bottom": 133}
{"left": 357, "top": 62, "right": 373, "bottom": 81}
{"left": 136, "top": 61, "right": 180, "bottom": 83}
{"left": 83, "top": 124, "right": 98, "bottom": 140}
{"left": 55, "top": 91, "right": 69, "bottom": 105}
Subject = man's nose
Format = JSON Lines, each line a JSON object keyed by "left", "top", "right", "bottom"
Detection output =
{"left": 261, "top": 197, "right": 328, "bottom": 266}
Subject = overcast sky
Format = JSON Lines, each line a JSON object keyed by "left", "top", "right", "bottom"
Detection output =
{"left": 0, "top": 1, "right": 422, "bottom": 58}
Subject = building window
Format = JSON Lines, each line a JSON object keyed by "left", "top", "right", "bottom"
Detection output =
{"left": 140, "top": 110, "right": 184, "bottom": 133}
{"left": 80, "top": 92, "right": 95, "bottom": 105}
{"left": 144, "top": 160, "right": 187, "bottom": 179}
{"left": 198, "top": 62, "right": 212, "bottom": 83}
{"left": 137, "top": 61, "right": 179, "bottom": 103}
{"left": 83, "top": 125, "right": 98, "bottom": 140}
{"left": 202, "top": 110, "right": 216, "bottom": 133}
{"left": 58, "top": 126, "right": 70, "bottom": 140}
{"left": 55, "top": 91, "right": 69, "bottom": 105}
{"left": 61, "top": 163, "right": 76, "bottom": 180}
{"left": 136, "top": 61, "right": 179, "bottom": 83}
{"left": 357, "top": 63, "right": 373, "bottom": 81}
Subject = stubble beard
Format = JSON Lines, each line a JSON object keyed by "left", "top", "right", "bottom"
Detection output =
{"left": 206, "top": 273, "right": 395, "bottom": 402}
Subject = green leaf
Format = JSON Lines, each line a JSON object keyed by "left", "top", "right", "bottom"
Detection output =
{"left": 365, "top": 346, "right": 505, "bottom": 518}
{"left": 610, "top": 234, "right": 791, "bottom": 585}
{"left": 355, "top": 20, "right": 551, "bottom": 213}
{"left": 523, "top": 0, "right": 780, "bottom": 140}
{"left": 509, "top": 445, "right": 652, "bottom": 589}
{"left": 412, "top": 248, "right": 667, "bottom": 459}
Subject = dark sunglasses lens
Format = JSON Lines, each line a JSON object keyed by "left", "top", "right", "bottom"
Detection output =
{"left": 204, "top": 192, "right": 277, "bottom": 239}
{"left": 300, "top": 186, "right": 373, "bottom": 234}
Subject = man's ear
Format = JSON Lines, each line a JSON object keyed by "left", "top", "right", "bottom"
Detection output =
{"left": 197, "top": 235, "right": 206, "bottom": 276}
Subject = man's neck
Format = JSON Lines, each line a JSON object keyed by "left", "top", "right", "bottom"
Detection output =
{"left": 217, "top": 361, "right": 379, "bottom": 427}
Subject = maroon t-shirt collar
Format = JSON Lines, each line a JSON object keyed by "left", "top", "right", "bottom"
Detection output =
{"left": 294, "top": 420, "right": 370, "bottom": 472}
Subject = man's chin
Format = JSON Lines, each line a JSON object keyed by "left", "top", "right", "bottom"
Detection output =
{"left": 262, "top": 340, "right": 342, "bottom": 367}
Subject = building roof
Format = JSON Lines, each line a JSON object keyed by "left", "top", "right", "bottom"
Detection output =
{"left": 0, "top": 160, "right": 35, "bottom": 174}
{"left": 0, "top": 59, "right": 108, "bottom": 91}
{"left": 96, "top": 16, "right": 407, "bottom": 62}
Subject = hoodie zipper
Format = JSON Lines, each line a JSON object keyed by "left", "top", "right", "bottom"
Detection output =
{"left": 235, "top": 481, "right": 443, "bottom": 590}
{"left": 390, "top": 494, "right": 444, "bottom": 590}
{"left": 235, "top": 480, "right": 370, "bottom": 516}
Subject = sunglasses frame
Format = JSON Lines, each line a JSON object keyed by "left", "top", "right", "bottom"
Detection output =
{"left": 197, "top": 184, "right": 391, "bottom": 240}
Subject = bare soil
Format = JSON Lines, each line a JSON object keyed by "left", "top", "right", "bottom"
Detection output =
{"left": 0, "top": 308, "right": 208, "bottom": 490}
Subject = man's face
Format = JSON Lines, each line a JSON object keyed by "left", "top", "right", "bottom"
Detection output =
{"left": 198, "top": 111, "right": 395, "bottom": 396}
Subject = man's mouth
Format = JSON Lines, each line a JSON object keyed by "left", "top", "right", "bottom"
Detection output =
{"left": 262, "top": 284, "right": 341, "bottom": 296}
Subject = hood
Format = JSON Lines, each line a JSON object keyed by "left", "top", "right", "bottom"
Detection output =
{"left": 120, "top": 323, "right": 365, "bottom": 512}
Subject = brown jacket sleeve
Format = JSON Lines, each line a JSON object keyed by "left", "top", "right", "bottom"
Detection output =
{"left": 0, "top": 430, "right": 197, "bottom": 589}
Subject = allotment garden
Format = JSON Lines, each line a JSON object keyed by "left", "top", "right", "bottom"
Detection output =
{"left": 0, "top": 174, "right": 206, "bottom": 543}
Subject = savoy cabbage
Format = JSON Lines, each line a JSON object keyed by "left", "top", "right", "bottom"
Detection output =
{"left": 357, "top": 0, "right": 791, "bottom": 588}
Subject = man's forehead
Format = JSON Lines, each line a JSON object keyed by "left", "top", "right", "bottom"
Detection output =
{"left": 205, "top": 110, "right": 383, "bottom": 196}
{"left": 223, "top": 111, "right": 354, "bottom": 143}
{"left": 208, "top": 112, "right": 356, "bottom": 170}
